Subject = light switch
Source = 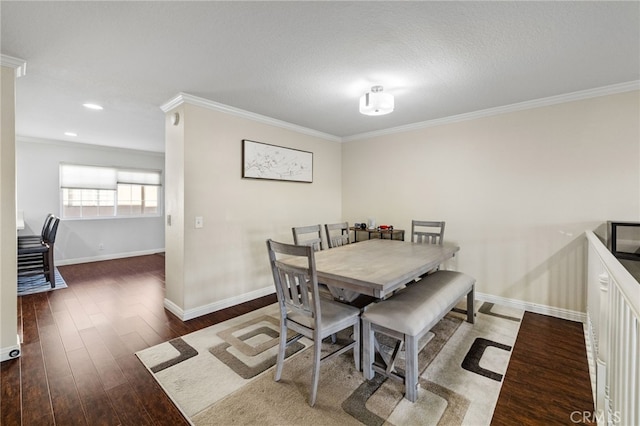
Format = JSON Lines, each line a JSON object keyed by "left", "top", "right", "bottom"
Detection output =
{"left": 195, "top": 216, "right": 204, "bottom": 229}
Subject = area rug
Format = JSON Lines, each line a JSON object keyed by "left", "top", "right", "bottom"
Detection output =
{"left": 136, "top": 302, "right": 523, "bottom": 425}
{"left": 17, "top": 268, "right": 68, "bottom": 296}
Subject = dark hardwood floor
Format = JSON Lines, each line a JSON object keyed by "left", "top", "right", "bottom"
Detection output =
{"left": 1, "top": 254, "right": 594, "bottom": 425}
{"left": 492, "top": 312, "right": 595, "bottom": 425}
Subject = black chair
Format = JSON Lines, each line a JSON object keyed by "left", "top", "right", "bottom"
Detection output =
{"left": 18, "top": 216, "right": 60, "bottom": 286}
{"left": 18, "top": 213, "right": 54, "bottom": 244}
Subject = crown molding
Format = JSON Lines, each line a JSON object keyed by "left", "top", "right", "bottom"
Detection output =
{"left": 16, "top": 135, "right": 165, "bottom": 157}
{"left": 160, "top": 92, "right": 341, "bottom": 143}
{"left": 162, "top": 81, "right": 639, "bottom": 145}
{"left": 343, "top": 80, "right": 640, "bottom": 142}
{"left": 0, "top": 54, "right": 27, "bottom": 77}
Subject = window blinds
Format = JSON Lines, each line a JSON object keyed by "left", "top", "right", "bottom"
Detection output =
{"left": 60, "top": 164, "right": 161, "bottom": 189}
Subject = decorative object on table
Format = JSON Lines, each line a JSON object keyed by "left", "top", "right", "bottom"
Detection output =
{"left": 368, "top": 218, "right": 376, "bottom": 229}
{"left": 137, "top": 302, "right": 523, "bottom": 425}
{"left": 242, "top": 139, "right": 313, "bottom": 183}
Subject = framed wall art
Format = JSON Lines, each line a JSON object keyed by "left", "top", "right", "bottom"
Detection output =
{"left": 242, "top": 139, "right": 313, "bottom": 183}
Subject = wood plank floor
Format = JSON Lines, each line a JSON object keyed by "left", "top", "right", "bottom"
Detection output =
{"left": 1, "top": 254, "right": 594, "bottom": 425}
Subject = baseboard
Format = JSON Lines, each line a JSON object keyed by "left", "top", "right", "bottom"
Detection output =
{"left": 0, "top": 335, "right": 21, "bottom": 363}
{"left": 56, "top": 249, "right": 165, "bottom": 266}
{"left": 163, "top": 288, "right": 586, "bottom": 323}
{"left": 476, "top": 292, "right": 587, "bottom": 323}
{"left": 164, "top": 285, "right": 275, "bottom": 321}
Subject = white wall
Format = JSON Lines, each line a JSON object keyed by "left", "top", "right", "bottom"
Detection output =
{"left": 342, "top": 90, "right": 639, "bottom": 317}
{"left": 164, "top": 101, "right": 342, "bottom": 319}
{"left": 16, "top": 138, "right": 165, "bottom": 264}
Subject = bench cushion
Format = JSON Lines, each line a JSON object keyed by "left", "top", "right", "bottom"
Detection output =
{"left": 361, "top": 271, "right": 475, "bottom": 336}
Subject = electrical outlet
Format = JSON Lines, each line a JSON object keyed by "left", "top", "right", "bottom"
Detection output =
{"left": 99, "top": 243, "right": 104, "bottom": 250}
{"left": 195, "top": 216, "right": 204, "bottom": 229}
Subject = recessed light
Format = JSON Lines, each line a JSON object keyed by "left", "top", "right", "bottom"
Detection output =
{"left": 83, "top": 103, "right": 103, "bottom": 110}
{"left": 64, "top": 132, "right": 78, "bottom": 137}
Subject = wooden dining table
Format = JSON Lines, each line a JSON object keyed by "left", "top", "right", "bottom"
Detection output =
{"left": 278, "top": 239, "right": 460, "bottom": 299}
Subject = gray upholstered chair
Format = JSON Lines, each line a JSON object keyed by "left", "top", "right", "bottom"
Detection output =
{"left": 266, "top": 239, "right": 360, "bottom": 407}
{"left": 292, "top": 224, "right": 324, "bottom": 251}
{"left": 411, "top": 220, "right": 445, "bottom": 245}
{"left": 324, "top": 222, "right": 350, "bottom": 248}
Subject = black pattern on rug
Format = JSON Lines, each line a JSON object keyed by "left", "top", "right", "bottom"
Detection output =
{"left": 151, "top": 338, "right": 198, "bottom": 373}
{"left": 461, "top": 338, "right": 512, "bottom": 381}
{"left": 209, "top": 326, "right": 305, "bottom": 379}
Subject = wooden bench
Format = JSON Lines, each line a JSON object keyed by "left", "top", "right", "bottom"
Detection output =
{"left": 361, "top": 270, "right": 475, "bottom": 402}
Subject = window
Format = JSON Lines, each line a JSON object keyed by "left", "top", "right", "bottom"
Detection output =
{"left": 60, "top": 164, "right": 162, "bottom": 219}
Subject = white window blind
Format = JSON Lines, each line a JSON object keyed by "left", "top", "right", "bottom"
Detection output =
{"left": 60, "top": 164, "right": 118, "bottom": 190}
{"left": 60, "top": 163, "right": 162, "bottom": 219}
{"left": 117, "top": 169, "right": 161, "bottom": 186}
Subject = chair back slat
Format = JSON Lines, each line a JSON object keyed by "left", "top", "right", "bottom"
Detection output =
{"left": 292, "top": 224, "right": 324, "bottom": 251}
{"left": 414, "top": 232, "right": 440, "bottom": 244}
{"left": 279, "top": 269, "right": 314, "bottom": 319}
{"left": 45, "top": 217, "right": 61, "bottom": 244}
{"left": 40, "top": 214, "right": 55, "bottom": 239}
{"left": 267, "top": 239, "right": 320, "bottom": 323}
{"left": 411, "top": 220, "right": 445, "bottom": 245}
{"left": 325, "top": 222, "right": 350, "bottom": 248}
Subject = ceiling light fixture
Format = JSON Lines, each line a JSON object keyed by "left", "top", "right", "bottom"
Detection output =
{"left": 83, "top": 103, "right": 103, "bottom": 110}
{"left": 359, "top": 85, "right": 394, "bottom": 116}
{"left": 64, "top": 132, "right": 78, "bottom": 137}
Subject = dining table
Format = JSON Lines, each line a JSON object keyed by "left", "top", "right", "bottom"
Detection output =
{"left": 278, "top": 238, "right": 460, "bottom": 299}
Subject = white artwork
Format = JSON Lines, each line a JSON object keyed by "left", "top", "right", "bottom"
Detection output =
{"left": 242, "top": 139, "right": 313, "bottom": 183}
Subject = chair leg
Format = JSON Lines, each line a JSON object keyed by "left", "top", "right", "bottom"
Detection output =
{"left": 405, "top": 334, "right": 419, "bottom": 402}
{"left": 274, "top": 319, "right": 287, "bottom": 382}
{"left": 309, "top": 334, "right": 322, "bottom": 406}
{"left": 362, "top": 320, "right": 374, "bottom": 380}
{"left": 47, "top": 250, "right": 55, "bottom": 287}
{"left": 466, "top": 285, "right": 475, "bottom": 324}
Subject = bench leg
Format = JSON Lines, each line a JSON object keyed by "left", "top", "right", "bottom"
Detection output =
{"left": 362, "top": 319, "right": 374, "bottom": 380}
{"left": 353, "top": 319, "right": 360, "bottom": 372}
{"left": 467, "top": 285, "right": 475, "bottom": 324}
{"left": 405, "top": 334, "right": 419, "bottom": 402}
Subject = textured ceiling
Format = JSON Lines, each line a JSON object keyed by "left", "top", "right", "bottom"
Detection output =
{"left": 2, "top": 1, "right": 639, "bottom": 153}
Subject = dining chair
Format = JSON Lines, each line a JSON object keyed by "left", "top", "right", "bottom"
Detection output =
{"left": 324, "top": 222, "right": 350, "bottom": 248}
{"left": 18, "top": 215, "right": 60, "bottom": 285}
{"left": 323, "top": 222, "right": 361, "bottom": 303}
{"left": 411, "top": 220, "right": 446, "bottom": 280}
{"left": 411, "top": 220, "right": 445, "bottom": 245}
{"left": 18, "top": 213, "right": 54, "bottom": 244}
{"left": 292, "top": 224, "right": 324, "bottom": 251}
{"left": 266, "top": 239, "right": 361, "bottom": 407}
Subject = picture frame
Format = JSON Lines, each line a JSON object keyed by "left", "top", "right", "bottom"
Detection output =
{"left": 242, "top": 139, "right": 313, "bottom": 183}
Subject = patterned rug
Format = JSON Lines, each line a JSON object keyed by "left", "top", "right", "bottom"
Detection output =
{"left": 136, "top": 302, "right": 523, "bottom": 425}
{"left": 17, "top": 268, "right": 68, "bottom": 296}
